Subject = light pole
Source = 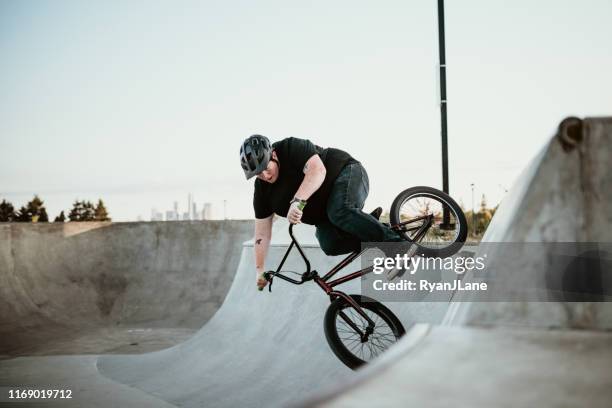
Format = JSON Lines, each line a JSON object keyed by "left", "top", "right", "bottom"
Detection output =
{"left": 471, "top": 183, "right": 475, "bottom": 236}
{"left": 437, "top": 0, "right": 452, "bottom": 230}
{"left": 437, "top": 0, "right": 449, "bottom": 195}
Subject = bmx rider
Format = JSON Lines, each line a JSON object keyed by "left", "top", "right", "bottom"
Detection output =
{"left": 239, "top": 135, "right": 404, "bottom": 290}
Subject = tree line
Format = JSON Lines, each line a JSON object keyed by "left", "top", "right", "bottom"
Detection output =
{"left": 462, "top": 194, "right": 498, "bottom": 240}
{"left": 0, "top": 196, "right": 111, "bottom": 223}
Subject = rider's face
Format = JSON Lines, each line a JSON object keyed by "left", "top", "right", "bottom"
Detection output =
{"left": 257, "top": 152, "right": 279, "bottom": 183}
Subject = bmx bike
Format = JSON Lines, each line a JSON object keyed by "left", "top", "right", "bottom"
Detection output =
{"left": 262, "top": 186, "right": 467, "bottom": 369}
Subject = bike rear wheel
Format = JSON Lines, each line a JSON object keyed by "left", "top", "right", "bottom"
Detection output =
{"left": 390, "top": 186, "right": 467, "bottom": 258}
{"left": 324, "top": 295, "right": 405, "bottom": 370}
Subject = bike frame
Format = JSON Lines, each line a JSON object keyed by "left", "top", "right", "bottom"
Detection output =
{"left": 266, "top": 216, "right": 433, "bottom": 333}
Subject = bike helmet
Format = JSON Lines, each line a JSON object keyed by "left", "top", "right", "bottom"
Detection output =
{"left": 240, "top": 134, "right": 272, "bottom": 179}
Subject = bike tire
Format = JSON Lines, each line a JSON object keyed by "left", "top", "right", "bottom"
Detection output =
{"left": 390, "top": 186, "right": 467, "bottom": 258}
{"left": 324, "top": 295, "right": 405, "bottom": 370}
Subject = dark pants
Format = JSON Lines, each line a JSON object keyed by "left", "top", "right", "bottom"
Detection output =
{"left": 315, "top": 163, "right": 402, "bottom": 256}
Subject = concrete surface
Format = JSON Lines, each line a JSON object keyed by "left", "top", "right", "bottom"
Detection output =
{"left": 0, "top": 220, "right": 253, "bottom": 357}
{"left": 444, "top": 116, "right": 612, "bottom": 329}
{"left": 304, "top": 324, "right": 612, "bottom": 408}
{"left": 0, "top": 219, "right": 449, "bottom": 407}
{"left": 95, "top": 220, "right": 450, "bottom": 408}
{"left": 0, "top": 356, "right": 176, "bottom": 408}
{"left": 299, "top": 117, "right": 612, "bottom": 407}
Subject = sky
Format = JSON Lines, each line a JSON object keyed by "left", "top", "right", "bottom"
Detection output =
{"left": 1, "top": 0, "right": 611, "bottom": 221}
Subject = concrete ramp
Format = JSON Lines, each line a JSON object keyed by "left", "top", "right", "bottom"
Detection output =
{"left": 300, "top": 117, "right": 612, "bottom": 407}
{"left": 97, "top": 235, "right": 356, "bottom": 407}
{"left": 0, "top": 221, "right": 253, "bottom": 357}
{"left": 304, "top": 324, "right": 612, "bottom": 408}
{"left": 95, "top": 221, "right": 449, "bottom": 407}
{"left": 2, "top": 242, "right": 356, "bottom": 408}
{"left": 444, "top": 116, "right": 612, "bottom": 329}
{"left": 0, "top": 219, "right": 448, "bottom": 407}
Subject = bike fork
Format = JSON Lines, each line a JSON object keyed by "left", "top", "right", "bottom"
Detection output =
{"left": 329, "top": 291, "right": 376, "bottom": 341}
{"left": 314, "top": 272, "right": 376, "bottom": 342}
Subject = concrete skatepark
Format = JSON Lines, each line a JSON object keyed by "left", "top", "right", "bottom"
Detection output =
{"left": 0, "top": 221, "right": 254, "bottom": 358}
{"left": 1, "top": 117, "right": 611, "bottom": 407}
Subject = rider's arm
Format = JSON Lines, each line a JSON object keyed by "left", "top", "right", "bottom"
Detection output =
{"left": 294, "top": 154, "right": 326, "bottom": 200}
{"left": 254, "top": 215, "right": 273, "bottom": 275}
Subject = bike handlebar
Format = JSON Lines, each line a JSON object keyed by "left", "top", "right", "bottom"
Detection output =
{"left": 259, "top": 224, "right": 315, "bottom": 292}
{"left": 285, "top": 223, "right": 311, "bottom": 275}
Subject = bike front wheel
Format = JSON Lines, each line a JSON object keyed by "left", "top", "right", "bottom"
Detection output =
{"left": 324, "top": 295, "right": 405, "bottom": 370}
{"left": 390, "top": 186, "right": 467, "bottom": 258}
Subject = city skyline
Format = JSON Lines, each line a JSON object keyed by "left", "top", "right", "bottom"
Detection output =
{"left": 151, "top": 193, "right": 214, "bottom": 221}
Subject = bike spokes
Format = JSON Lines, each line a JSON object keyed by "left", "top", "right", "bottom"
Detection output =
{"left": 395, "top": 193, "right": 462, "bottom": 250}
{"left": 335, "top": 307, "right": 396, "bottom": 362}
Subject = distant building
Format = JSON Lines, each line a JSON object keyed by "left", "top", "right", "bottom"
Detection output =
{"left": 202, "top": 203, "right": 212, "bottom": 220}
{"left": 151, "top": 208, "right": 163, "bottom": 221}
{"left": 192, "top": 203, "right": 199, "bottom": 220}
{"left": 163, "top": 201, "right": 180, "bottom": 221}
{"left": 182, "top": 212, "right": 190, "bottom": 221}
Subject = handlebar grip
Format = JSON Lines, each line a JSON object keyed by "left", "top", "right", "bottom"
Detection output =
{"left": 258, "top": 271, "right": 272, "bottom": 292}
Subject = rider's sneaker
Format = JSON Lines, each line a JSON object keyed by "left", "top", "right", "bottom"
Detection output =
{"left": 369, "top": 207, "right": 383, "bottom": 220}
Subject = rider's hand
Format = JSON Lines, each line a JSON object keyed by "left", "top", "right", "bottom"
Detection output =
{"left": 287, "top": 201, "right": 303, "bottom": 224}
{"left": 256, "top": 270, "right": 268, "bottom": 291}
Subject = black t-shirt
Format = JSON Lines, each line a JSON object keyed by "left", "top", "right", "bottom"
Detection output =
{"left": 253, "top": 137, "right": 357, "bottom": 225}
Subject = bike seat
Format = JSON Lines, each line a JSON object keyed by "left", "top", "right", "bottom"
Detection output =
{"left": 370, "top": 207, "right": 383, "bottom": 220}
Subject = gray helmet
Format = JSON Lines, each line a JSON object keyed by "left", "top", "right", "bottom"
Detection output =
{"left": 240, "top": 134, "right": 272, "bottom": 180}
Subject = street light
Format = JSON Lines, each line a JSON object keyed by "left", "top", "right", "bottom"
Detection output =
{"left": 437, "top": 0, "right": 449, "bottom": 196}
{"left": 437, "top": 0, "right": 453, "bottom": 230}
{"left": 471, "top": 183, "right": 476, "bottom": 236}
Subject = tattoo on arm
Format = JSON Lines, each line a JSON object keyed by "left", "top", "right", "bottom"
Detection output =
{"left": 255, "top": 238, "right": 262, "bottom": 245}
{"left": 303, "top": 162, "right": 309, "bottom": 173}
